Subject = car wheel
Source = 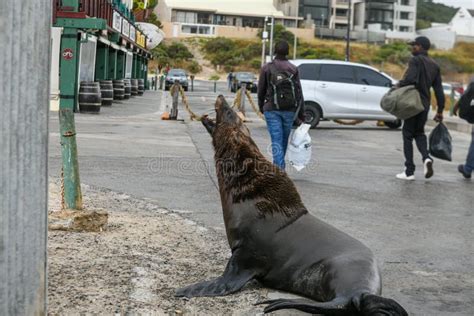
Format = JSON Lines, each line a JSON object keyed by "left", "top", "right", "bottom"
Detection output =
{"left": 384, "top": 119, "right": 402, "bottom": 129}
{"left": 164, "top": 85, "right": 169, "bottom": 91}
{"left": 304, "top": 103, "right": 322, "bottom": 129}
{"left": 184, "top": 86, "right": 188, "bottom": 92}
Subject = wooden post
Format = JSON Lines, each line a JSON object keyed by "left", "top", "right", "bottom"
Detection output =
{"left": 240, "top": 85, "right": 247, "bottom": 116}
{"left": 0, "top": 0, "right": 50, "bottom": 313}
{"left": 170, "top": 82, "right": 179, "bottom": 120}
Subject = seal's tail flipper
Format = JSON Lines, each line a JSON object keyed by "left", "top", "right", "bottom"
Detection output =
{"left": 353, "top": 293, "right": 408, "bottom": 316}
{"left": 256, "top": 297, "right": 351, "bottom": 315}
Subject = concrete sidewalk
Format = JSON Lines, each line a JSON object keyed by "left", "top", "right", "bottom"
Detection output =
{"left": 48, "top": 87, "right": 474, "bottom": 316}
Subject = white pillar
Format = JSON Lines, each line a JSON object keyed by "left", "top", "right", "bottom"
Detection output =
{"left": 0, "top": 0, "right": 50, "bottom": 314}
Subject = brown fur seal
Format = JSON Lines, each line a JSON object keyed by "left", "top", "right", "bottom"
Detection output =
{"left": 176, "top": 96, "right": 408, "bottom": 316}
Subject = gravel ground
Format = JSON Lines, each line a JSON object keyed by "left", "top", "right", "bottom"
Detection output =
{"left": 47, "top": 181, "right": 269, "bottom": 315}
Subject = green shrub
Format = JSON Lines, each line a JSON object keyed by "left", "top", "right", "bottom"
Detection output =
{"left": 250, "top": 58, "right": 262, "bottom": 70}
{"left": 376, "top": 42, "right": 411, "bottom": 65}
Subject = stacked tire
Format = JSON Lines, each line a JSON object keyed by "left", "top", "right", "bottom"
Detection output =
{"left": 123, "top": 79, "right": 131, "bottom": 99}
{"left": 130, "top": 79, "right": 139, "bottom": 96}
{"left": 137, "top": 79, "right": 145, "bottom": 96}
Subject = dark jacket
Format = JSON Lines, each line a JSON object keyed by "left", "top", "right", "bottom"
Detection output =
{"left": 257, "top": 57, "right": 304, "bottom": 120}
{"left": 398, "top": 51, "right": 445, "bottom": 113}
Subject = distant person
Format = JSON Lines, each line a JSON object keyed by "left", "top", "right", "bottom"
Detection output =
{"left": 453, "top": 76, "right": 474, "bottom": 179}
{"left": 396, "top": 36, "right": 445, "bottom": 181}
{"left": 227, "top": 72, "right": 233, "bottom": 91}
{"left": 257, "top": 40, "right": 304, "bottom": 170}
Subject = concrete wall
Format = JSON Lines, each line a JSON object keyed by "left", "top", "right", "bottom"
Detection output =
{"left": 418, "top": 27, "right": 457, "bottom": 50}
{"left": 161, "top": 21, "right": 315, "bottom": 41}
{"left": 0, "top": 0, "right": 50, "bottom": 314}
{"left": 51, "top": 27, "right": 62, "bottom": 96}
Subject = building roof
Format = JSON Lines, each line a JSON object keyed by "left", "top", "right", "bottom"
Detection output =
{"left": 468, "top": 9, "right": 474, "bottom": 17}
{"left": 163, "top": 0, "right": 291, "bottom": 19}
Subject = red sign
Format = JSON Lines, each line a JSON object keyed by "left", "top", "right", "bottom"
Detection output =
{"left": 62, "top": 48, "right": 74, "bottom": 60}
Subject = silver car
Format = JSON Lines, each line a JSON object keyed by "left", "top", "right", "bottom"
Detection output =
{"left": 291, "top": 60, "right": 401, "bottom": 129}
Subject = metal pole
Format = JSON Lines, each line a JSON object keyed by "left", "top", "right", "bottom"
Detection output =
{"left": 240, "top": 85, "right": 246, "bottom": 116}
{"left": 58, "top": 0, "right": 83, "bottom": 210}
{"left": 0, "top": 0, "right": 50, "bottom": 313}
{"left": 262, "top": 17, "right": 268, "bottom": 66}
{"left": 269, "top": 16, "right": 275, "bottom": 61}
{"left": 345, "top": 0, "right": 352, "bottom": 62}
{"left": 293, "top": 35, "right": 297, "bottom": 60}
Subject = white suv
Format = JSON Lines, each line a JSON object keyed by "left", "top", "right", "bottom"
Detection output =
{"left": 291, "top": 60, "right": 401, "bottom": 129}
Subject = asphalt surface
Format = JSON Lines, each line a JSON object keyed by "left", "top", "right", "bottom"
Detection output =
{"left": 48, "top": 80, "right": 473, "bottom": 315}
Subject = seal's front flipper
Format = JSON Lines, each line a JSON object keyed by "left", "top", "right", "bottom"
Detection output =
{"left": 175, "top": 250, "right": 256, "bottom": 298}
{"left": 257, "top": 297, "right": 350, "bottom": 315}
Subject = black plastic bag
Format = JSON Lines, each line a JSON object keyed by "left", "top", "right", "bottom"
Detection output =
{"left": 429, "top": 123, "right": 452, "bottom": 161}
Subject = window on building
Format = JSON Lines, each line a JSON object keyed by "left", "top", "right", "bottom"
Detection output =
{"left": 319, "top": 64, "right": 355, "bottom": 84}
{"left": 299, "top": 64, "right": 321, "bottom": 81}
{"left": 399, "top": 26, "right": 411, "bottom": 32}
{"left": 400, "top": 12, "right": 410, "bottom": 20}
{"left": 175, "top": 11, "right": 197, "bottom": 24}
{"left": 336, "top": 9, "right": 348, "bottom": 17}
{"left": 299, "top": 0, "right": 330, "bottom": 27}
{"left": 401, "top": 0, "right": 411, "bottom": 5}
{"left": 197, "top": 13, "right": 211, "bottom": 24}
{"left": 355, "top": 67, "right": 391, "bottom": 87}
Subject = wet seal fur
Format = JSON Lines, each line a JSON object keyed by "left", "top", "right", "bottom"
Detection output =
{"left": 176, "top": 96, "right": 408, "bottom": 316}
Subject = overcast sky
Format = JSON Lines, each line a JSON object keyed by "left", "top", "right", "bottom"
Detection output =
{"left": 432, "top": 0, "right": 474, "bottom": 9}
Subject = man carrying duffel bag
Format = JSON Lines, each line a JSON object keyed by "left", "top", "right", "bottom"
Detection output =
{"left": 453, "top": 76, "right": 474, "bottom": 179}
{"left": 395, "top": 36, "right": 445, "bottom": 181}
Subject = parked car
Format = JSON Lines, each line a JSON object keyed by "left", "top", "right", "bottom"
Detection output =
{"left": 291, "top": 59, "right": 401, "bottom": 129}
{"left": 165, "top": 69, "right": 189, "bottom": 91}
{"left": 442, "top": 83, "right": 461, "bottom": 99}
{"left": 231, "top": 72, "right": 258, "bottom": 93}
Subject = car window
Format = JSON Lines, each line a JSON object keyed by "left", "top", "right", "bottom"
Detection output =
{"left": 236, "top": 73, "right": 255, "bottom": 80}
{"left": 319, "top": 64, "right": 355, "bottom": 84}
{"left": 299, "top": 64, "right": 320, "bottom": 81}
{"left": 169, "top": 70, "right": 186, "bottom": 76}
{"left": 355, "top": 67, "right": 391, "bottom": 87}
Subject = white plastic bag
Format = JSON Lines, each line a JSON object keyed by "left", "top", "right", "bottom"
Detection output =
{"left": 287, "top": 123, "right": 312, "bottom": 171}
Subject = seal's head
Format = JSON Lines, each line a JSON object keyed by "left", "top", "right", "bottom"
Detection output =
{"left": 201, "top": 95, "right": 250, "bottom": 138}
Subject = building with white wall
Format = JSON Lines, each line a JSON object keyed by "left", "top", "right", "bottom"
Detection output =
{"left": 417, "top": 7, "right": 474, "bottom": 50}
{"left": 155, "top": 0, "right": 317, "bottom": 40}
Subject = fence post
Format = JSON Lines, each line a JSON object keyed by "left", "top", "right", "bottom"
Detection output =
{"left": 170, "top": 81, "right": 180, "bottom": 120}
{"left": 0, "top": 0, "right": 50, "bottom": 314}
{"left": 240, "top": 85, "right": 247, "bottom": 116}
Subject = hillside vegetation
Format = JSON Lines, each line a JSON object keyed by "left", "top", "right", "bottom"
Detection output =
{"left": 150, "top": 25, "right": 473, "bottom": 83}
{"left": 416, "top": 0, "right": 458, "bottom": 29}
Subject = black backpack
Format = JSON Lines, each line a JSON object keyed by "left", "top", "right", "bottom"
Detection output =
{"left": 459, "top": 81, "right": 474, "bottom": 124}
{"left": 268, "top": 63, "right": 298, "bottom": 111}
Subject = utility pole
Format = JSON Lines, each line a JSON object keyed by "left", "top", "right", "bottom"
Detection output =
{"left": 58, "top": 0, "right": 84, "bottom": 209}
{"left": 269, "top": 16, "right": 275, "bottom": 61}
{"left": 0, "top": 0, "right": 50, "bottom": 314}
{"left": 293, "top": 35, "right": 298, "bottom": 60}
{"left": 345, "top": 0, "right": 352, "bottom": 62}
{"left": 262, "top": 16, "right": 268, "bottom": 66}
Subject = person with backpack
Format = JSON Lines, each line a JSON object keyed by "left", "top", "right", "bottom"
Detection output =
{"left": 396, "top": 36, "right": 445, "bottom": 181}
{"left": 257, "top": 41, "right": 304, "bottom": 170}
{"left": 453, "top": 76, "right": 474, "bottom": 179}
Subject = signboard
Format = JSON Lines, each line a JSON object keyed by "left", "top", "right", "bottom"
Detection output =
{"left": 112, "top": 11, "right": 122, "bottom": 32}
{"left": 130, "top": 25, "right": 136, "bottom": 42}
{"left": 136, "top": 30, "right": 146, "bottom": 48}
{"left": 122, "top": 19, "right": 130, "bottom": 38}
{"left": 62, "top": 48, "right": 74, "bottom": 60}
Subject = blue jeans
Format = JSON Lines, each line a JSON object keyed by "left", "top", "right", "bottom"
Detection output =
{"left": 264, "top": 110, "right": 295, "bottom": 169}
{"left": 464, "top": 129, "right": 474, "bottom": 174}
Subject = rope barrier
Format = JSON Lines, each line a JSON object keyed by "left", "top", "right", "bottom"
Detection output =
{"left": 169, "top": 84, "right": 203, "bottom": 121}
{"left": 168, "top": 84, "right": 264, "bottom": 122}
{"left": 244, "top": 89, "right": 265, "bottom": 120}
{"left": 333, "top": 119, "right": 364, "bottom": 125}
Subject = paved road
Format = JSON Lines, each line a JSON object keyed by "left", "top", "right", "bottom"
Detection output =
{"left": 49, "top": 80, "right": 473, "bottom": 315}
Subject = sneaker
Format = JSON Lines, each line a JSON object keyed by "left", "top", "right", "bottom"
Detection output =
{"left": 424, "top": 158, "right": 434, "bottom": 179}
{"left": 458, "top": 165, "right": 472, "bottom": 179}
{"left": 396, "top": 172, "right": 415, "bottom": 181}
